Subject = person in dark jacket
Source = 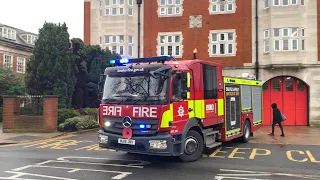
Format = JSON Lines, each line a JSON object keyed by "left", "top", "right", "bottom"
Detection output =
{"left": 269, "top": 103, "right": 285, "bottom": 137}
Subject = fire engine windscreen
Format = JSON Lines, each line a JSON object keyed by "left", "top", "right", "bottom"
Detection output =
{"left": 102, "top": 67, "right": 170, "bottom": 105}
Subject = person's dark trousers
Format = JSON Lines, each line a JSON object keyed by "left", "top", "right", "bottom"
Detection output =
{"left": 271, "top": 122, "right": 285, "bottom": 136}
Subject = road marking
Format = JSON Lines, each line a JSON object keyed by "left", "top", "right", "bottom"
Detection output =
{"left": 12, "top": 165, "right": 34, "bottom": 172}
{"left": 249, "top": 148, "right": 271, "bottom": 159}
{"left": 24, "top": 140, "right": 92, "bottom": 149}
{"left": 218, "top": 169, "right": 320, "bottom": 179}
{"left": 214, "top": 176, "right": 268, "bottom": 180}
{"left": 35, "top": 165, "right": 132, "bottom": 179}
{"left": 5, "top": 171, "right": 78, "bottom": 180}
{"left": 74, "top": 144, "right": 115, "bottom": 151}
{"left": 5, "top": 156, "right": 150, "bottom": 180}
{"left": 0, "top": 134, "right": 75, "bottom": 148}
{"left": 228, "top": 148, "right": 250, "bottom": 159}
{"left": 56, "top": 156, "right": 151, "bottom": 166}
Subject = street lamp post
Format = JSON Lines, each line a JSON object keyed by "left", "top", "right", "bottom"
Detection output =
{"left": 137, "top": 0, "right": 142, "bottom": 58}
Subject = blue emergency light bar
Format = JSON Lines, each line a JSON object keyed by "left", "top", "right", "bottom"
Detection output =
{"left": 109, "top": 56, "right": 172, "bottom": 65}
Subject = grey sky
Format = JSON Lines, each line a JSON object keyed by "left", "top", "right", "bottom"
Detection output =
{"left": 0, "top": 0, "right": 84, "bottom": 39}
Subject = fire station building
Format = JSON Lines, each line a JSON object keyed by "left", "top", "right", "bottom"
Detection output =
{"left": 84, "top": 0, "right": 320, "bottom": 126}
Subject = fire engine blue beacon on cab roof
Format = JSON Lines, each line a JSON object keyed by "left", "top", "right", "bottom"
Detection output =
{"left": 109, "top": 56, "right": 173, "bottom": 65}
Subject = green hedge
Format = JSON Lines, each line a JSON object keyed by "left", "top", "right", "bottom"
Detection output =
{"left": 58, "top": 116, "right": 99, "bottom": 132}
{"left": 58, "top": 108, "right": 81, "bottom": 125}
{"left": 82, "top": 108, "right": 98, "bottom": 116}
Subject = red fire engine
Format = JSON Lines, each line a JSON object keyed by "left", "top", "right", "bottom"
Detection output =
{"left": 98, "top": 56, "right": 263, "bottom": 162}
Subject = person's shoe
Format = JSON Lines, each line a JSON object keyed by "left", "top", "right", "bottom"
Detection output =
{"left": 269, "top": 133, "right": 274, "bottom": 136}
{"left": 280, "top": 134, "right": 285, "bottom": 137}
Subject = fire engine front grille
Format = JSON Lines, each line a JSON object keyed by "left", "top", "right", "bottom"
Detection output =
{"left": 102, "top": 117, "right": 158, "bottom": 137}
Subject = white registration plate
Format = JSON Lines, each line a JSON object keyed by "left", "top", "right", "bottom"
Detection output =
{"left": 118, "top": 138, "right": 135, "bottom": 145}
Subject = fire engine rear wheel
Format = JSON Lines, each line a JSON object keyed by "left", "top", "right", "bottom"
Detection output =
{"left": 179, "top": 130, "right": 204, "bottom": 162}
{"left": 242, "top": 120, "right": 251, "bottom": 143}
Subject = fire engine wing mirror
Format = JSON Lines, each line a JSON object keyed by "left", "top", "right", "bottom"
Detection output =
{"left": 98, "top": 74, "right": 106, "bottom": 100}
{"left": 150, "top": 66, "right": 171, "bottom": 79}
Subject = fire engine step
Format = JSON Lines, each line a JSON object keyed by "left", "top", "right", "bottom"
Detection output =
{"left": 206, "top": 142, "right": 222, "bottom": 149}
{"left": 205, "top": 130, "right": 219, "bottom": 136}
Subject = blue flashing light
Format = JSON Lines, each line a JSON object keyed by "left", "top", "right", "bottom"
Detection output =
{"left": 109, "top": 56, "right": 172, "bottom": 66}
{"left": 119, "top": 58, "right": 129, "bottom": 64}
{"left": 110, "top": 60, "right": 115, "bottom": 64}
{"left": 139, "top": 124, "right": 146, "bottom": 129}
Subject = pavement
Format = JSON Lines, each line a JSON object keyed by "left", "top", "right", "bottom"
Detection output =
{"left": 250, "top": 126, "right": 320, "bottom": 146}
{"left": 0, "top": 128, "right": 319, "bottom": 180}
{"left": 0, "top": 124, "right": 65, "bottom": 145}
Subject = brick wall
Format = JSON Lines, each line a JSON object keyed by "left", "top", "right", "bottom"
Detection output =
{"left": 143, "top": 0, "right": 252, "bottom": 67}
{"left": 2, "top": 97, "right": 15, "bottom": 130}
{"left": 43, "top": 96, "right": 58, "bottom": 130}
{"left": 2, "top": 96, "right": 58, "bottom": 132}
{"left": 84, "top": 1, "right": 91, "bottom": 45}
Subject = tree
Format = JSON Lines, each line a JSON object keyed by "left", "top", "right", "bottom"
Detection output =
{"left": 0, "top": 67, "right": 25, "bottom": 106}
{"left": 70, "top": 39, "right": 119, "bottom": 108}
{"left": 25, "top": 22, "right": 76, "bottom": 108}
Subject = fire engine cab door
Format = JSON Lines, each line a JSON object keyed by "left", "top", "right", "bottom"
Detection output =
{"left": 170, "top": 71, "right": 192, "bottom": 134}
{"left": 202, "top": 64, "right": 219, "bottom": 126}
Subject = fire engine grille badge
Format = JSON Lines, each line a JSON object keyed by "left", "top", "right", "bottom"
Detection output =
{"left": 122, "top": 116, "right": 132, "bottom": 128}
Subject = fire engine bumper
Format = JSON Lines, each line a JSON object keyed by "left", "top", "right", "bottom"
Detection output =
{"left": 98, "top": 128, "right": 183, "bottom": 156}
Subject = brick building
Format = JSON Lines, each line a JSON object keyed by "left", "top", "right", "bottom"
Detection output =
{"left": 0, "top": 23, "right": 38, "bottom": 74}
{"left": 84, "top": 0, "right": 320, "bottom": 126}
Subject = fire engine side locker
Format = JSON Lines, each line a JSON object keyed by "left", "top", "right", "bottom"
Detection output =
{"left": 223, "top": 77, "right": 263, "bottom": 140}
{"left": 224, "top": 82, "right": 242, "bottom": 138}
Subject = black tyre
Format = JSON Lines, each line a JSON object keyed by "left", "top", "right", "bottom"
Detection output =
{"left": 242, "top": 120, "right": 251, "bottom": 143}
{"left": 179, "top": 130, "right": 204, "bottom": 162}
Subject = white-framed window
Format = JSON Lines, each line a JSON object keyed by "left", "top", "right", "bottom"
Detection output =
{"left": 282, "top": 0, "right": 289, "bottom": 5}
{"left": 128, "top": 7, "right": 133, "bottom": 16}
{"left": 272, "top": 27, "right": 301, "bottom": 51}
{"left": 0, "top": 28, "right": 16, "bottom": 40}
{"left": 157, "top": 32, "right": 183, "bottom": 57}
{"left": 128, "top": 45, "right": 133, "bottom": 56}
{"left": 106, "top": 35, "right": 134, "bottom": 56}
{"left": 17, "top": 57, "right": 25, "bottom": 73}
{"left": 264, "top": 29, "right": 270, "bottom": 53}
{"left": 26, "top": 34, "right": 37, "bottom": 45}
{"left": 301, "top": 27, "right": 306, "bottom": 51}
{"left": 291, "top": 0, "right": 298, "bottom": 5}
{"left": 105, "top": 0, "right": 132, "bottom": 16}
{"left": 128, "top": 35, "right": 133, "bottom": 44}
{"left": 158, "top": 0, "right": 183, "bottom": 17}
{"left": 119, "top": 7, "right": 124, "bottom": 15}
{"left": 3, "top": 54, "right": 13, "bottom": 69}
{"left": 209, "top": 29, "right": 236, "bottom": 57}
{"left": 112, "top": 8, "right": 117, "bottom": 15}
{"left": 106, "top": 8, "right": 110, "bottom": 15}
{"left": 264, "top": 0, "right": 270, "bottom": 8}
{"left": 210, "top": 0, "right": 236, "bottom": 14}
{"left": 128, "top": 0, "right": 133, "bottom": 6}
{"left": 272, "top": 0, "right": 303, "bottom": 6}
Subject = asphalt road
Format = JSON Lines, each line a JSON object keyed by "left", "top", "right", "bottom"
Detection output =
{"left": 0, "top": 131, "right": 319, "bottom": 180}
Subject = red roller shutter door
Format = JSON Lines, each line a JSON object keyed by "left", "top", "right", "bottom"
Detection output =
{"left": 262, "top": 77, "right": 308, "bottom": 126}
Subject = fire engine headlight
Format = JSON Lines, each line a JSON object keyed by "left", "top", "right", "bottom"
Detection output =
{"left": 149, "top": 140, "right": 167, "bottom": 149}
{"left": 104, "top": 121, "right": 111, "bottom": 127}
{"left": 99, "top": 135, "right": 108, "bottom": 144}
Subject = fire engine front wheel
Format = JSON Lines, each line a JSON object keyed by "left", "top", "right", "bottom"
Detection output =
{"left": 179, "top": 130, "right": 204, "bottom": 162}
